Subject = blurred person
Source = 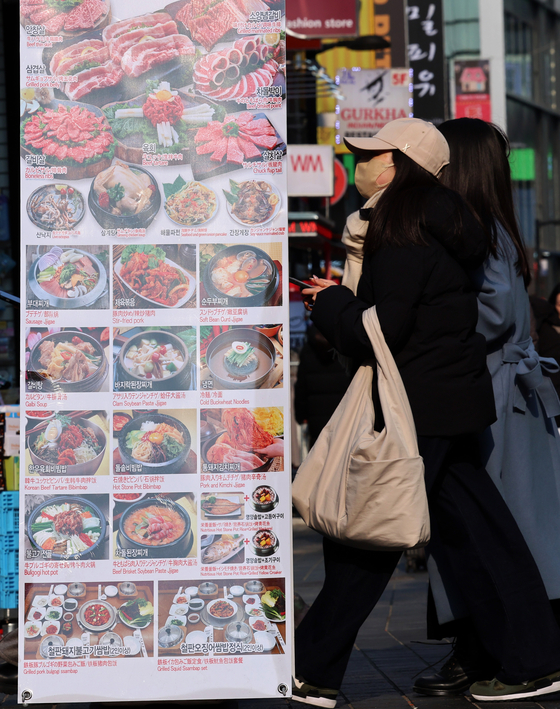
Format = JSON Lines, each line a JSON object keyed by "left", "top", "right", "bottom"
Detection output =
{"left": 292, "top": 117, "right": 560, "bottom": 707}
{"left": 414, "top": 118, "right": 560, "bottom": 699}
{"left": 294, "top": 325, "right": 351, "bottom": 448}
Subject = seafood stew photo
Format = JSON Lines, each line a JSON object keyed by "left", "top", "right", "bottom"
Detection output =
{"left": 27, "top": 246, "right": 109, "bottom": 310}
{"left": 26, "top": 411, "right": 109, "bottom": 477}
{"left": 200, "top": 243, "right": 281, "bottom": 307}
{"left": 113, "top": 244, "right": 196, "bottom": 309}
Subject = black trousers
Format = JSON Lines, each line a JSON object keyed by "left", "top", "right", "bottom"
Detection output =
{"left": 295, "top": 435, "right": 560, "bottom": 690}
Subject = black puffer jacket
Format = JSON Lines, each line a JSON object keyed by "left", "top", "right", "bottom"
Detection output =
{"left": 294, "top": 326, "right": 352, "bottom": 446}
{"left": 312, "top": 187, "right": 496, "bottom": 438}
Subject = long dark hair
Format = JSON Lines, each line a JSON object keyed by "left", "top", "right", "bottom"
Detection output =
{"left": 364, "top": 149, "right": 445, "bottom": 253}
{"left": 438, "top": 118, "right": 530, "bottom": 286}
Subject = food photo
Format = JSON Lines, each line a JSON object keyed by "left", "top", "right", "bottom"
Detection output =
{"left": 20, "top": 96, "right": 117, "bottom": 181}
{"left": 112, "top": 244, "right": 196, "bottom": 309}
{"left": 23, "top": 494, "right": 110, "bottom": 560}
{"left": 25, "top": 410, "right": 110, "bottom": 477}
{"left": 41, "top": 12, "right": 197, "bottom": 107}
{"left": 25, "top": 327, "right": 110, "bottom": 393}
{"left": 23, "top": 581, "right": 154, "bottom": 660}
{"left": 26, "top": 183, "right": 86, "bottom": 232}
{"left": 113, "top": 327, "right": 196, "bottom": 392}
{"left": 104, "top": 81, "right": 223, "bottom": 165}
{"left": 89, "top": 161, "right": 161, "bottom": 230}
{"left": 113, "top": 493, "right": 197, "bottom": 560}
{"left": 112, "top": 408, "right": 197, "bottom": 475}
{"left": 157, "top": 578, "right": 286, "bottom": 656}
{"left": 199, "top": 325, "right": 283, "bottom": 390}
{"left": 191, "top": 113, "right": 286, "bottom": 181}
{"left": 26, "top": 245, "right": 109, "bottom": 310}
{"left": 199, "top": 243, "right": 282, "bottom": 308}
{"left": 200, "top": 407, "right": 284, "bottom": 472}
{"left": 19, "top": 0, "right": 112, "bottom": 37}
{"left": 200, "top": 492, "right": 245, "bottom": 520}
{"left": 223, "top": 180, "right": 282, "bottom": 227}
{"left": 163, "top": 175, "right": 218, "bottom": 226}
{"left": 200, "top": 533, "right": 244, "bottom": 565}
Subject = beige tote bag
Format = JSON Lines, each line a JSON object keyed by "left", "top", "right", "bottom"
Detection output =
{"left": 292, "top": 307, "right": 430, "bottom": 550}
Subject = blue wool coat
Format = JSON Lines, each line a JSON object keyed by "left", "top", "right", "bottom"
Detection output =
{"left": 430, "top": 226, "right": 560, "bottom": 624}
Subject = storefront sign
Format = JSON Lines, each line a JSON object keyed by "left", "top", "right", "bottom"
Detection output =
{"left": 19, "top": 0, "right": 292, "bottom": 703}
{"left": 288, "top": 146, "right": 334, "bottom": 197}
{"left": 454, "top": 60, "right": 491, "bottom": 121}
{"left": 374, "top": 0, "right": 408, "bottom": 68}
{"left": 286, "top": 0, "right": 358, "bottom": 38}
{"left": 407, "top": 0, "right": 446, "bottom": 123}
{"left": 336, "top": 68, "right": 412, "bottom": 142}
{"left": 330, "top": 159, "right": 348, "bottom": 205}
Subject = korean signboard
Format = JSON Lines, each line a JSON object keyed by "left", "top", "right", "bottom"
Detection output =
{"left": 336, "top": 68, "right": 412, "bottom": 143}
{"left": 407, "top": 0, "right": 446, "bottom": 123}
{"left": 287, "top": 146, "right": 334, "bottom": 197}
{"left": 286, "top": 0, "right": 358, "bottom": 38}
{"left": 19, "top": 0, "right": 292, "bottom": 703}
{"left": 454, "top": 60, "right": 491, "bottom": 121}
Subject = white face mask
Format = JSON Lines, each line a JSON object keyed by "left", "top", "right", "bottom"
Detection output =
{"left": 354, "top": 157, "right": 395, "bottom": 198}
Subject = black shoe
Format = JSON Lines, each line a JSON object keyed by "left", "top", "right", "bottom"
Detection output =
{"left": 413, "top": 654, "right": 494, "bottom": 697}
{"left": 0, "top": 660, "right": 17, "bottom": 695}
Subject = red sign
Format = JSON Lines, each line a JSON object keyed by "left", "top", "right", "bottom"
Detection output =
{"left": 330, "top": 159, "right": 348, "bottom": 206}
{"left": 286, "top": 0, "right": 358, "bottom": 38}
{"left": 454, "top": 60, "right": 491, "bottom": 121}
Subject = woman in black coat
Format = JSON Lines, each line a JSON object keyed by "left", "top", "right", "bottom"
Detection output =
{"left": 292, "top": 118, "right": 560, "bottom": 707}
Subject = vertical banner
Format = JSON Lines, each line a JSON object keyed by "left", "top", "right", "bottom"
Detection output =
{"left": 373, "top": 0, "right": 408, "bottom": 68}
{"left": 407, "top": 0, "right": 446, "bottom": 123}
{"left": 454, "top": 60, "right": 491, "bottom": 121}
{"left": 19, "top": 0, "right": 291, "bottom": 703}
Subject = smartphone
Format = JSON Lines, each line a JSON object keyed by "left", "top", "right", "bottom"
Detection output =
{"left": 289, "top": 276, "right": 312, "bottom": 289}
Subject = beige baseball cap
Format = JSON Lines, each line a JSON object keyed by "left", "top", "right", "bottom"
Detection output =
{"left": 344, "top": 117, "right": 449, "bottom": 177}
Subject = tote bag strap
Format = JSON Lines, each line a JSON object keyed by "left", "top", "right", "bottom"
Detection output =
{"left": 362, "top": 307, "right": 419, "bottom": 454}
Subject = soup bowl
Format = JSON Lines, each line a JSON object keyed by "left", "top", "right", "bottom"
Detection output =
{"left": 27, "top": 495, "right": 107, "bottom": 560}
{"left": 205, "top": 328, "right": 276, "bottom": 390}
{"left": 117, "top": 413, "right": 191, "bottom": 475}
{"left": 117, "top": 330, "right": 191, "bottom": 392}
{"left": 27, "top": 330, "right": 108, "bottom": 393}
{"left": 117, "top": 496, "right": 193, "bottom": 559}
{"left": 202, "top": 245, "right": 279, "bottom": 308}
{"left": 28, "top": 417, "right": 107, "bottom": 477}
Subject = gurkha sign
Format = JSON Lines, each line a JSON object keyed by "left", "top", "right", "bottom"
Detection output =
{"left": 336, "top": 68, "right": 412, "bottom": 141}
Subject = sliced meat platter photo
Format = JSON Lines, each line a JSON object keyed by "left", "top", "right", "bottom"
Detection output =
{"left": 20, "top": 0, "right": 111, "bottom": 36}
{"left": 21, "top": 101, "right": 116, "bottom": 178}
{"left": 47, "top": 11, "right": 196, "bottom": 103}
{"left": 193, "top": 35, "right": 285, "bottom": 102}
{"left": 174, "top": 0, "right": 271, "bottom": 51}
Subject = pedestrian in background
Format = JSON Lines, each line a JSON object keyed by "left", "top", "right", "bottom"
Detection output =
{"left": 292, "top": 118, "right": 560, "bottom": 707}
{"left": 414, "top": 117, "right": 560, "bottom": 697}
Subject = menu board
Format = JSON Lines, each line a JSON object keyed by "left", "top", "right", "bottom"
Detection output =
{"left": 19, "top": 0, "right": 290, "bottom": 702}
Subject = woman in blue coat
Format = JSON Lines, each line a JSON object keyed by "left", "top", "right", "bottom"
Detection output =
{"left": 415, "top": 118, "right": 560, "bottom": 697}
